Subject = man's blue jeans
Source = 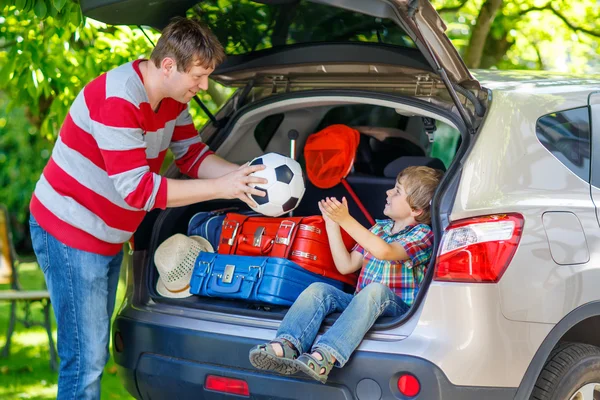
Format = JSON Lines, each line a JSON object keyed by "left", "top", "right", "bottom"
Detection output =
{"left": 276, "top": 282, "right": 410, "bottom": 367}
{"left": 29, "top": 215, "right": 123, "bottom": 400}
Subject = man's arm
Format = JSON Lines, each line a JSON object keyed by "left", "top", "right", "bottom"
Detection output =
{"left": 196, "top": 154, "right": 239, "bottom": 179}
{"left": 165, "top": 163, "right": 268, "bottom": 208}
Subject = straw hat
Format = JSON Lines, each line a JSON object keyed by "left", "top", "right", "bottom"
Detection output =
{"left": 154, "top": 234, "right": 214, "bottom": 298}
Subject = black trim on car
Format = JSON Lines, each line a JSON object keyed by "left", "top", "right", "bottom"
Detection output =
{"left": 212, "top": 42, "right": 433, "bottom": 79}
{"left": 80, "top": 0, "right": 197, "bottom": 29}
{"left": 113, "top": 314, "right": 517, "bottom": 400}
{"left": 514, "top": 301, "right": 600, "bottom": 400}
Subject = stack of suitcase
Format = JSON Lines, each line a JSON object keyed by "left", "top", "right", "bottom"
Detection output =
{"left": 187, "top": 211, "right": 358, "bottom": 306}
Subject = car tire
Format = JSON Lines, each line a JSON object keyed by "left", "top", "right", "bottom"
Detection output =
{"left": 530, "top": 342, "right": 600, "bottom": 400}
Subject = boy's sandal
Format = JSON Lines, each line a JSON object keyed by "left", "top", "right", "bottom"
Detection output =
{"left": 249, "top": 338, "right": 300, "bottom": 375}
{"left": 294, "top": 348, "right": 334, "bottom": 384}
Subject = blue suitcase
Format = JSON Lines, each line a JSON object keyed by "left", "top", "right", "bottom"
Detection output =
{"left": 190, "top": 252, "right": 346, "bottom": 306}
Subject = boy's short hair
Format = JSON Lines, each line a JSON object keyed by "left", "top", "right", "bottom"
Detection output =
{"left": 397, "top": 166, "right": 444, "bottom": 225}
{"left": 150, "top": 17, "right": 225, "bottom": 72}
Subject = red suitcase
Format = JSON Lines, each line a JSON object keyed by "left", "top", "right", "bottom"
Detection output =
{"left": 218, "top": 213, "right": 358, "bottom": 286}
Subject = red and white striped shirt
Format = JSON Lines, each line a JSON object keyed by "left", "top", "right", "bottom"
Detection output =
{"left": 30, "top": 60, "right": 213, "bottom": 256}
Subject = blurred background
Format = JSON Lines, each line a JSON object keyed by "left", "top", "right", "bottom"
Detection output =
{"left": 0, "top": 0, "right": 598, "bottom": 398}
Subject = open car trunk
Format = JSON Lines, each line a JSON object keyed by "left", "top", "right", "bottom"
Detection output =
{"left": 131, "top": 89, "right": 468, "bottom": 329}
{"left": 80, "top": 0, "right": 484, "bottom": 328}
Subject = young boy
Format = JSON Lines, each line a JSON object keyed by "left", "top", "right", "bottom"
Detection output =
{"left": 249, "top": 166, "right": 444, "bottom": 383}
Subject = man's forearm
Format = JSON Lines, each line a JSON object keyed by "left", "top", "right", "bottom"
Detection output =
{"left": 165, "top": 178, "right": 222, "bottom": 208}
{"left": 197, "top": 154, "right": 239, "bottom": 179}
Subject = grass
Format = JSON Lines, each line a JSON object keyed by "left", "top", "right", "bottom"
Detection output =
{"left": 0, "top": 261, "right": 134, "bottom": 400}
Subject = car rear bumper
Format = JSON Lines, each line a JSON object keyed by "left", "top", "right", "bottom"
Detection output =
{"left": 113, "top": 316, "right": 516, "bottom": 400}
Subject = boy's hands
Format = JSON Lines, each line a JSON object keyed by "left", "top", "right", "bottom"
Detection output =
{"left": 319, "top": 197, "right": 351, "bottom": 225}
{"left": 318, "top": 200, "right": 334, "bottom": 224}
{"left": 215, "top": 163, "right": 268, "bottom": 207}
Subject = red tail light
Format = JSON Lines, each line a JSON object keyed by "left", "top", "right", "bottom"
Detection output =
{"left": 205, "top": 375, "right": 249, "bottom": 396}
{"left": 434, "top": 214, "right": 523, "bottom": 283}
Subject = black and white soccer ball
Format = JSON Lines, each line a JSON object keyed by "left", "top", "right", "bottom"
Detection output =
{"left": 248, "top": 153, "right": 305, "bottom": 217}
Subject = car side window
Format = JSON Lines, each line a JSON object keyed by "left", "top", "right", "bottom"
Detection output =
{"left": 536, "top": 107, "right": 591, "bottom": 182}
{"left": 254, "top": 113, "right": 284, "bottom": 151}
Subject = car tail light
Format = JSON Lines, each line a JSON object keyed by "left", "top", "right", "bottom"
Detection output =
{"left": 397, "top": 374, "right": 420, "bottom": 397}
{"left": 434, "top": 214, "right": 523, "bottom": 283}
{"left": 205, "top": 375, "right": 249, "bottom": 396}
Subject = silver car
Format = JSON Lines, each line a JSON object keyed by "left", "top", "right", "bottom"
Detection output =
{"left": 82, "top": 0, "right": 600, "bottom": 399}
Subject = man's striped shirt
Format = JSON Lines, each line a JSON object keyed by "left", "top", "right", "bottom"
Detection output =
{"left": 31, "top": 60, "right": 213, "bottom": 256}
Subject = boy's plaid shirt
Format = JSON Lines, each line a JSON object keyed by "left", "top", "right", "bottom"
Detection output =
{"left": 353, "top": 220, "right": 433, "bottom": 306}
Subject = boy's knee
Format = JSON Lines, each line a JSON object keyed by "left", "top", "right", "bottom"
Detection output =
{"left": 303, "top": 282, "right": 333, "bottom": 299}
{"left": 361, "top": 282, "right": 393, "bottom": 303}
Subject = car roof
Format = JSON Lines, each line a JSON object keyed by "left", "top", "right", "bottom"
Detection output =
{"left": 473, "top": 69, "right": 600, "bottom": 94}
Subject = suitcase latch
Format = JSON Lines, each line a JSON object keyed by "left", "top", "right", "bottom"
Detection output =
{"left": 253, "top": 226, "right": 265, "bottom": 247}
{"left": 291, "top": 250, "right": 318, "bottom": 261}
{"left": 299, "top": 224, "right": 321, "bottom": 235}
{"left": 221, "top": 221, "right": 240, "bottom": 246}
{"left": 223, "top": 264, "right": 235, "bottom": 284}
{"left": 275, "top": 220, "right": 296, "bottom": 245}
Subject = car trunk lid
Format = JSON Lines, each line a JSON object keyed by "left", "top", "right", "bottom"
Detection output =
{"left": 81, "top": 0, "right": 485, "bottom": 130}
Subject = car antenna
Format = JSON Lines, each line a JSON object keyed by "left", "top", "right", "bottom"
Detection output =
{"left": 137, "top": 24, "right": 221, "bottom": 128}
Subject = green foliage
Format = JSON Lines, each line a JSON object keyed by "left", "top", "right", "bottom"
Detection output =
{"left": 0, "top": 94, "right": 52, "bottom": 246}
{"left": 433, "top": 0, "right": 600, "bottom": 71}
{"left": 0, "top": 4, "right": 157, "bottom": 139}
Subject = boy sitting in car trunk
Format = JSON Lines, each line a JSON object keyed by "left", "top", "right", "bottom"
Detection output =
{"left": 250, "top": 166, "right": 443, "bottom": 383}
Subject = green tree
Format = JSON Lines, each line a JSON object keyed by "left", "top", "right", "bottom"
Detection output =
{"left": 433, "top": 0, "right": 600, "bottom": 71}
{"left": 0, "top": 1, "right": 228, "bottom": 245}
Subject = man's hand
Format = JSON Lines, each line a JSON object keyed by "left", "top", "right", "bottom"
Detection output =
{"left": 215, "top": 163, "right": 268, "bottom": 208}
{"left": 319, "top": 197, "right": 351, "bottom": 225}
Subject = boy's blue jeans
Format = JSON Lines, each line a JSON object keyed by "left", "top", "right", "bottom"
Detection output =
{"left": 276, "top": 282, "right": 410, "bottom": 367}
{"left": 29, "top": 215, "right": 123, "bottom": 400}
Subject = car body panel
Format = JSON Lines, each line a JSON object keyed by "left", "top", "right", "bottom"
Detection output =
{"left": 451, "top": 84, "right": 600, "bottom": 326}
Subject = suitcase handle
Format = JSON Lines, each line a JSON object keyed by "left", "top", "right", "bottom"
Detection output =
{"left": 207, "top": 275, "right": 244, "bottom": 294}
{"left": 206, "top": 266, "right": 260, "bottom": 295}
{"left": 237, "top": 238, "right": 274, "bottom": 256}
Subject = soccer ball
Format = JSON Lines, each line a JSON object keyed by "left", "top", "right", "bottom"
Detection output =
{"left": 248, "top": 153, "right": 306, "bottom": 217}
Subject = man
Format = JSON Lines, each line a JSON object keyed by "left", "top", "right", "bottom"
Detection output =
{"left": 29, "top": 17, "right": 265, "bottom": 399}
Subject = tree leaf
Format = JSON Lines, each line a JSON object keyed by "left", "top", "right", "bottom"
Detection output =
{"left": 0, "top": 50, "right": 18, "bottom": 88}
{"left": 34, "top": 0, "right": 47, "bottom": 18}
{"left": 52, "top": 0, "right": 66, "bottom": 12}
{"left": 15, "top": 0, "right": 27, "bottom": 10}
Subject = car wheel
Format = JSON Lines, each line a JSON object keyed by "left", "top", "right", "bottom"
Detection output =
{"left": 531, "top": 342, "right": 600, "bottom": 400}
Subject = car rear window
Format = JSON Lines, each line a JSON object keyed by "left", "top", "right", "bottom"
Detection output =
{"left": 190, "top": 0, "right": 416, "bottom": 55}
{"left": 536, "top": 107, "right": 591, "bottom": 182}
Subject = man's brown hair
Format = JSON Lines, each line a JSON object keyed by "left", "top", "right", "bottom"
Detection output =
{"left": 397, "top": 166, "right": 444, "bottom": 225}
{"left": 150, "top": 17, "right": 225, "bottom": 72}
